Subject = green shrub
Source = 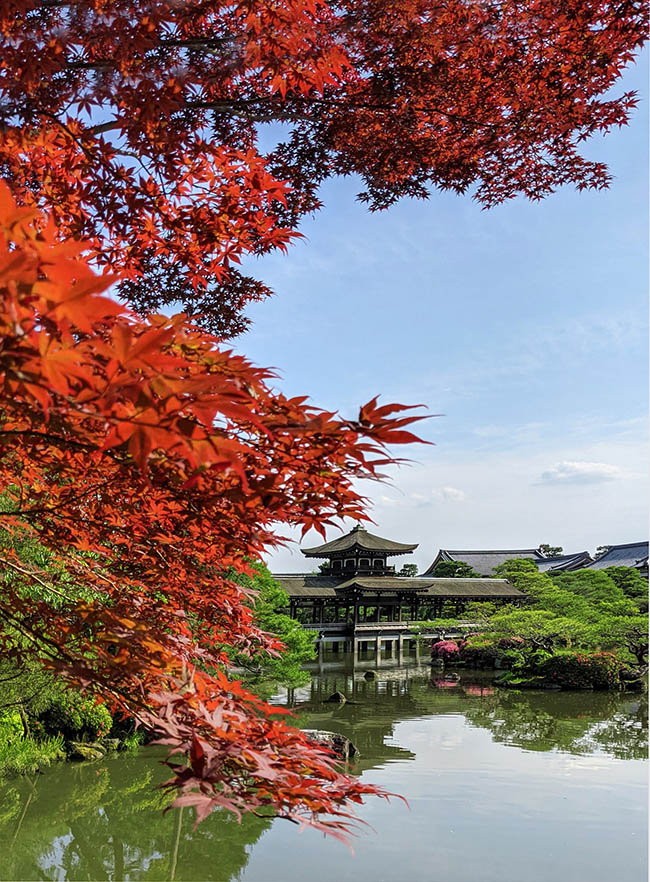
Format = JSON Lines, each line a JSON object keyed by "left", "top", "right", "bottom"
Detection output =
{"left": 500, "top": 649, "right": 526, "bottom": 671}
{"left": 526, "top": 648, "right": 553, "bottom": 669}
{"left": 461, "top": 635, "right": 501, "bottom": 668}
{"left": 539, "top": 651, "right": 623, "bottom": 690}
{"left": 0, "top": 711, "right": 65, "bottom": 776}
{"left": 36, "top": 690, "right": 112, "bottom": 742}
{"left": 121, "top": 730, "right": 145, "bottom": 752}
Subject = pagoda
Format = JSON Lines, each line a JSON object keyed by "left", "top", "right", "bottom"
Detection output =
{"left": 302, "top": 524, "right": 417, "bottom": 577}
{"left": 273, "top": 524, "right": 524, "bottom": 630}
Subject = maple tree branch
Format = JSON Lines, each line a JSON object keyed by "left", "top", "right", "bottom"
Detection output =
{"left": 0, "top": 555, "right": 73, "bottom": 602}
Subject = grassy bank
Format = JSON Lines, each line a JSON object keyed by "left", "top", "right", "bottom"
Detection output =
{"left": 0, "top": 712, "right": 65, "bottom": 777}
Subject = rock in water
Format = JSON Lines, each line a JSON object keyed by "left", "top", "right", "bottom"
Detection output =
{"left": 302, "top": 729, "right": 359, "bottom": 759}
{"left": 326, "top": 691, "right": 347, "bottom": 704}
{"left": 68, "top": 742, "right": 105, "bottom": 761}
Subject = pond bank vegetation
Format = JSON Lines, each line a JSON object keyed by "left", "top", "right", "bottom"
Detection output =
{"left": 420, "top": 561, "right": 648, "bottom": 691}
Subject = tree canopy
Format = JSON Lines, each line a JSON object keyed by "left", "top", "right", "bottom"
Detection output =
{"left": 489, "top": 561, "right": 648, "bottom": 665}
{"left": 431, "top": 561, "right": 481, "bottom": 579}
{"left": 1, "top": 0, "right": 646, "bottom": 334}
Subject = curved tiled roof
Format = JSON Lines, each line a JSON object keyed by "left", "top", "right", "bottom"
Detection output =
{"left": 302, "top": 525, "right": 418, "bottom": 558}
{"left": 424, "top": 549, "right": 543, "bottom": 577}
{"left": 536, "top": 551, "right": 593, "bottom": 573}
{"left": 585, "top": 542, "right": 649, "bottom": 570}
{"left": 274, "top": 574, "right": 523, "bottom": 598}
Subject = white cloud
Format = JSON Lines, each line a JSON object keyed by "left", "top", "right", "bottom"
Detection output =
{"left": 263, "top": 431, "right": 648, "bottom": 573}
{"left": 539, "top": 460, "right": 622, "bottom": 486}
{"left": 431, "top": 486, "right": 466, "bottom": 502}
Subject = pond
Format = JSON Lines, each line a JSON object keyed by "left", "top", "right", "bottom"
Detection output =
{"left": 0, "top": 650, "right": 647, "bottom": 882}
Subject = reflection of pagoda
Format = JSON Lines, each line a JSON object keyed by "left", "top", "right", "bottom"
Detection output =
{"left": 274, "top": 525, "right": 523, "bottom": 631}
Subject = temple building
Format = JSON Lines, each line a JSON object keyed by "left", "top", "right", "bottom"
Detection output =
{"left": 273, "top": 525, "right": 524, "bottom": 628}
{"left": 585, "top": 541, "right": 649, "bottom": 577}
{"left": 424, "top": 547, "right": 593, "bottom": 577}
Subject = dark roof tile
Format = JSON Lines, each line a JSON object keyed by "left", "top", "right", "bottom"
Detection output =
{"left": 302, "top": 524, "right": 418, "bottom": 558}
{"left": 274, "top": 574, "right": 524, "bottom": 599}
{"left": 585, "top": 542, "right": 649, "bottom": 570}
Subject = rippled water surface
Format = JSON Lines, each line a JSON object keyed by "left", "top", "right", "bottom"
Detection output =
{"left": 0, "top": 652, "right": 647, "bottom": 882}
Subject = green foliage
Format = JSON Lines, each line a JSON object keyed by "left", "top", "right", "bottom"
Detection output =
{"left": 462, "top": 635, "right": 501, "bottom": 668}
{"left": 431, "top": 560, "right": 481, "bottom": 578}
{"left": 500, "top": 648, "right": 526, "bottom": 672}
{"left": 602, "top": 567, "right": 648, "bottom": 601}
{"left": 457, "top": 559, "right": 648, "bottom": 687}
{"left": 549, "top": 570, "right": 638, "bottom": 617}
{"left": 537, "top": 544, "right": 563, "bottom": 557}
{"left": 587, "top": 616, "right": 649, "bottom": 667}
{"left": 0, "top": 712, "right": 65, "bottom": 776}
{"left": 36, "top": 690, "right": 112, "bottom": 742}
{"left": 121, "top": 731, "right": 145, "bottom": 752}
{"left": 538, "top": 652, "right": 624, "bottom": 690}
{"left": 464, "top": 600, "right": 500, "bottom": 620}
{"left": 233, "top": 563, "right": 316, "bottom": 687}
{"left": 493, "top": 559, "right": 539, "bottom": 578}
{"left": 488, "top": 608, "right": 590, "bottom": 648}
{"left": 398, "top": 563, "right": 418, "bottom": 577}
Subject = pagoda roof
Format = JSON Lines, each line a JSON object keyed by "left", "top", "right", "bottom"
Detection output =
{"left": 302, "top": 525, "right": 418, "bottom": 558}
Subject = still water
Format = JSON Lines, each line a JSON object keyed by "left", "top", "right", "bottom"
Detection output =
{"left": 0, "top": 651, "right": 647, "bottom": 882}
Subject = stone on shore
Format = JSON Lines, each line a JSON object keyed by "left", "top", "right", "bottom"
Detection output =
{"left": 68, "top": 742, "right": 106, "bottom": 762}
{"left": 302, "top": 729, "right": 359, "bottom": 759}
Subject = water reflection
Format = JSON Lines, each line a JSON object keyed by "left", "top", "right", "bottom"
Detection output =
{"left": 0, "top": 755, "right": 270, "bottom": 881}
{"left": 0, "top": 656, "right": 646, "bottom": 881}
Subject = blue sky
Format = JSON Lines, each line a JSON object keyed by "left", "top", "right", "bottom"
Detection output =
{"left": 235, "top": 52, "right": 649, "bottom": 574}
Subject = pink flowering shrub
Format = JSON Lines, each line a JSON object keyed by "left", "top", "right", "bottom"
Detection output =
{"left": 431, "top": 640, "right": 460, "bottom": 662}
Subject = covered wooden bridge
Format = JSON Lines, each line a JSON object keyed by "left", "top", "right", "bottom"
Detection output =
{"left": 273, "top": 525, "right": 524, "bottom": 632}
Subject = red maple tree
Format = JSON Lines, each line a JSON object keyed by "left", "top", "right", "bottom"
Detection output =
{"left": 1, "top": 0, "right": 646, "bottom": 334}
{"left": 0, "top": 185, "right": 422, "bottom": 836}
{"left": 0, "top": 0, "right": 645, "bottom": 838}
